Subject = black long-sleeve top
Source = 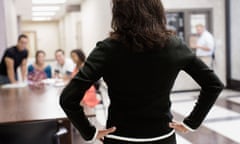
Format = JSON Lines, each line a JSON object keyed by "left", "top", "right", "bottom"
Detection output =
{"left": 60, "top": 36, "right": 224, "bottom": 141}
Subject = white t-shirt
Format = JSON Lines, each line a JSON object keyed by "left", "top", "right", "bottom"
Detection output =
{"left": 54, "top": 58, "right": 75, "bottom": 77}
{"left": 196, "top": 30, "right": 215, "bottom": 57}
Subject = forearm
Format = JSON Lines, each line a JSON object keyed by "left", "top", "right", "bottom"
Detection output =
{"left": 20, "top": 58, "right": 28, "bottom": 81}
{"left": 5, "top": 57, "right": 16, "bottom": 83}
{"left": 21, "top": 66, "right": 27, "bottom": 81}
{"left": 197, "top": 46, "right": 211, "bottom": 51}
{"left": 183, "top": 58, "right": 224, "bottom": 129}
{"left": 7, "top": 69, "right": 17, "bottom": 83}
{"left": 183, "top": 87, "right": 223, "bottom": 129}
{"left": 60, "top": 79, "right": 96, "bottom": 140}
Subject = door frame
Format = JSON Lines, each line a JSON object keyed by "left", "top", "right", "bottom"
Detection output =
{"left": 23, "top": 31, "right": 38, "bottom": 58}
{"left": 225, "top": 0, "right": 240, "bottom": 90}
{"left": 166, "top": 8, "right": 213, "bottom": 45}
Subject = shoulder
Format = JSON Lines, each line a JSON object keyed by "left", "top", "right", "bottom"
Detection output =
{"left": 164, "top": 35, "right": 188, "bottom": 53}
{"left": 21, "top": 49, "right": 28, "bottom": 57}
{"left": 5, "top": 46, "right": 16, "bottom": 53}
{"left": 92, "top": 38, "right": 127, "bottom": 58}
{"left": 167, "top": 36, "right": 195, "bottom": 60}
{"left": 203, "top": 31, "right": 214, "bottom": 39}
{"left": 9, "top": 46, "right": 17, "bottom": 50}
{"left": 97, "top": 38, "right": 122, "bottom": 50}
{"left": 65, "top": 58, "right": 74, "bottom": 65}
{"left": 23, "top": 49, "right": 28, "bottom": 54}
{"left": 86, "top": 38, "right": 117, "bottom": 58}
{"left": 53, "top": 61, "right": 59, "bottom": 67}
{"left": 4, "top": 46, "right": 17, "bottom": 58}
{"left": 167, "top": 35, "right": 183, "bottom": 48}
{"left": 44, "top": 65, "right": 52, "bottom": 72}
{"left": 28, "top": 64, "right": 34, "bottom": 71}
{"left": 65, "top": 59, "right": 75, "bottom": 70}
{"left": 45, "top": 65, "right": 52, "bottom": 70}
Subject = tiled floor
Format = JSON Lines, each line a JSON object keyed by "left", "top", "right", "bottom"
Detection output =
{"left": 171, "top": 89, "right": 240, "bottom": 144}
{"left": 73, "top": 89, "right": 240, "bottom": 144}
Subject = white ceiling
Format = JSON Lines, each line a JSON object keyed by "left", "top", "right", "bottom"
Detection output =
{"left": 15, "top": 0, "right": 82, "bottom": 21}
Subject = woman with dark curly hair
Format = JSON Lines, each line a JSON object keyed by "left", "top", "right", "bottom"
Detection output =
{"left": 60, "top": 0, "right": 224, "bottom": 143}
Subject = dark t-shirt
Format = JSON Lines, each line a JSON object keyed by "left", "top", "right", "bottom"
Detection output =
{"left": 0, "top": 46, "right": 28, "bottom": 76}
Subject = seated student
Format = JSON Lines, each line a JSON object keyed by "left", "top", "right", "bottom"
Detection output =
{"left": 28, "top": 50, "right": 52, "bottom": 82}
{"left": 71, "top": 49, "right": 99, "bottom": 108}
{"left": 54, "top": 49, "right": 75, "bottom": 80}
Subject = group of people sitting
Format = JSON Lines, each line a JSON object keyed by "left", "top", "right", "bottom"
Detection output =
{"left": 0, "top": 34, "right": 99, "bottom": 108}
{"left": 28, "top": 48, "right": 85, "bottom": 82}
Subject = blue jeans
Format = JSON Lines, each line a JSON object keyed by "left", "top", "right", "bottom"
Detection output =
{"left": 0, "top": 75, "right": 10, "bottom": 85}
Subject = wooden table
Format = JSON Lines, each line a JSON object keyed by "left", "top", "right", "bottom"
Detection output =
{"left": 0, "top": 85, "right": 66, "bottom": 123}
{"left": 0, "top": 84, "right": 93, "bottom": 144}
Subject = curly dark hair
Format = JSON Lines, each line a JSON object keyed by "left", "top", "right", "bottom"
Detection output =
{"left": 18, "top": 34, "right": 28, "bottom": 41}
{"left": 110, "top": 0, "right": 173, "bottom": 52}
{"left": 71, "top": 49, "right": 86, "bottom": 63}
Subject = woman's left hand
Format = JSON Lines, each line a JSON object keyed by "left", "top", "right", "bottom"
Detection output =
{"left": 169, "top": 121, "right": 189, "bottom": 133}
{"left": 96, "top": 127, "right": 117, "bottom": 141}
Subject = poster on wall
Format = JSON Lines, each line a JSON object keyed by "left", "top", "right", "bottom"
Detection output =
{"left": 166, "top": 12, "right": 185, "bottom": 41}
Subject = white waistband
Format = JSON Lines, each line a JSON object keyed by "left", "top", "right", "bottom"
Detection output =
{"left": 105, "top": 129, "right": 175, "bottom": 142}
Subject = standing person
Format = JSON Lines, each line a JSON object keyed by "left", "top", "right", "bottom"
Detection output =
{"left": 28, "top": 50, "right": 52, "bottom": 81}
{"left": 54, "top": 49, "right": 75, "bottom": 80}
{"left": 193, "top": 24, "right": 215, "bottom": 67}
{"left": 60, "top": 0, "right": 224, "bottom": 144}
{"left": 71, "top": 49, "right": 99, "bottom": 108}
{"left": 0, "top": 34, "right": 28, "bottom": 85}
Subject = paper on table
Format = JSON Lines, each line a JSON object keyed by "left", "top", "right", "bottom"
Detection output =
{"left": 1, "top": 82, "right": 28, "bottom": 89}
{"left": 41, "top": 78, "right": 56, "bottom": 85}
{"left": 41, "top": 78, "right": 66, "bottom": 87}
{"left": 53, "top": 81, "right": 66, "bottom": 87}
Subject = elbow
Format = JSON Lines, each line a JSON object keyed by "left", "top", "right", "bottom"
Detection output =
{"left": 202, "top": 80, "right": 224, "bottom": 95}
{"left": 59, "top": 94, "right": 65, "bottom": 110}
{"left": 59, "top": 89, "right": 68, "bottom": 110}
{"left": 209, "top": 81, "right": 225, "bottom": 94}
{"left": 218, "top": 82, "right": 225, "bottom": 92}
{"left": 59, "top": 80, "right": 81, "bottom": 111}
{"left": 216, "top": 79, "right": 225, "bottom": 92}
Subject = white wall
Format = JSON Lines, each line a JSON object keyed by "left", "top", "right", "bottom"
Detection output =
{"left": 21, "top": 21, "right": 60, "bottom": 60}
{"left": 21, "top": 12, "right": 82, "bottom": 62}
{"left": 0, "top": 0, "right": 7, "bottom": 59}
{"left": 0, "top": 0, "right": 18, "bottom": 59}
{"left": 230, "top": 0, "right": 240, "bottom": 81}
{"left": 79, "top": 0, "right": 226, "bottom": 91}
{"left": 59, "top": 12, "right": 82, "bottom": 57}
{"left": 80, "top": 0, "right": 112, "bottom": 55}
{"left": 3, "top": 0, "right": 18, "bottom": 47}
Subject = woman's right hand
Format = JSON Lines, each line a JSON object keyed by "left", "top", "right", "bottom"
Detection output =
{"left": 169, "top": 121, "right": 189, "bottom": 133}
{"left": 96, "top": 127, "right": 117, "bottom": 141}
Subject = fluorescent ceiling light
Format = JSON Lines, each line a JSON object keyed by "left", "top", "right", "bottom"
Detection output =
{"left": 32, "top": 17, "right": 52, "bottom": 21}
{"left": 32, "top": 6, "right": 60, "bottom": 11}
{"left": 32, "top": 0, "right": 66, "bottom": 4}
{"left": 32, "top": 12, "right": 56, "bottom": 16}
